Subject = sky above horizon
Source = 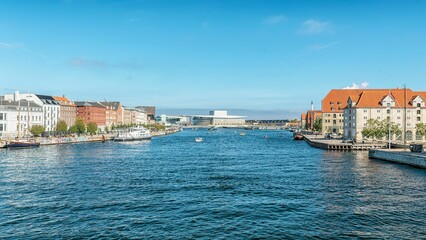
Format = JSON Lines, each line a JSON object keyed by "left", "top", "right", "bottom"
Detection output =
{"left": 1, "top": 0, "right": 426, "bottom": 114}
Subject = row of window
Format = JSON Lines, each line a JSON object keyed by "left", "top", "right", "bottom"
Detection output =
{"left": 17, "top": 115, "right": 42, "bottom": 121}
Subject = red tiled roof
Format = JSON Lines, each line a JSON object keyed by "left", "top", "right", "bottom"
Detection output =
{"left": 322, "top": 89, "right": 365, "bottom": 113}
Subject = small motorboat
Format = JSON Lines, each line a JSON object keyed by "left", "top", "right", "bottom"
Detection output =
{"left": 239, "top": 132, "right": 246, "bottom": 136}
{"left": 293, "top": 132, "right": 304, "bottom": 140}
{"left": 195, "top": 137, "right": 203, "bottom": 142}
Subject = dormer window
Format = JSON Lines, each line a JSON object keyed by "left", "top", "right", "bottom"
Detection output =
{"left": 417, "top": 103, "right": 421, "bottom": 107}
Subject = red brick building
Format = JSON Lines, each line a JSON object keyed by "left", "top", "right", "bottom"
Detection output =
{"left": 75, "top": 101, "right": 106, "bottom": 129}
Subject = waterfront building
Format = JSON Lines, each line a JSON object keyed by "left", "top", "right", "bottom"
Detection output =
{"left": 135, "top": 106, "right": 155, "bottom": 122}
{"left": 75, "top": 101, "right": 106, "bottom": 130}
{"left": 155, "top": 114, "right": 168, "bottom": 125}
{"left": 301, "top": 114, "right": 307, "bottom": 129}
{"left": 123, "top": 108, "right": 148, "bottom": 125}
{"left": 305, "top": 110, "right": 322, "bottom": 130}
{"left": 0, "top": 97, "right": 43, "bottom": 139}
{"left": 343, "top": 88, "right": 426, "bottom": 142}
{"left": 322, "top": 89, "right": 365, "bottom": 134}
{"left": 100, "top": 101, "right": 124, "bottom": 127}
{"left": 53, "top": 96, "right": 77, "bottom": 128}
{"left": 191, "top": 110, "right": 246, "bottom": 126}
{"left": 3, "top": 92, "right": 60, "bottom": 132}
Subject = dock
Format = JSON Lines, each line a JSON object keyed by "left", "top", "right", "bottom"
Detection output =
{"left": 369, "top": 149, "right": 426, "bottom": 169}
{"left": 304, "top": 135, "right": 387, "bottom": 151}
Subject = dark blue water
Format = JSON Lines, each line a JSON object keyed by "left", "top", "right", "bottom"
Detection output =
{"left": 1, "top": 129, "right": 425, "bottom": 239}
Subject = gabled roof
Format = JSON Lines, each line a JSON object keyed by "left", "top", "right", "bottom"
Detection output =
{"left": 75, "top": 101, "right": 106, "bottom": 108}
{"left": 100, "top": 101, "right": 121, "bottom": 110}
{"left": 53, "top": 96, "right": 76, "bottom": 106}
{"left": 322, "top": 89, "right": 365, "bottom": 113}
{"left": 36, "top": 94, "right": 60, "bottom": 105}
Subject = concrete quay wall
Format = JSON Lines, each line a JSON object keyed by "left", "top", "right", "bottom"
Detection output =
{"left": 369, "top": 149, "right": 426, "bottom": 169}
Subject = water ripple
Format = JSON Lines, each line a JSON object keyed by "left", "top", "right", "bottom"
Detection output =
{"left": 0, "top": 129, "right": 425, "bottom": 239}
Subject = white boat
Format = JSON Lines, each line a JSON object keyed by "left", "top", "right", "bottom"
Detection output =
{"left": 114, "top": 126, "right": 152, "bottom": 142}
{"left": 239, "top": 132, "right": 246, "bottom": 136}
{"left": 195, "top": 137, "right": 203, "bottom": 142}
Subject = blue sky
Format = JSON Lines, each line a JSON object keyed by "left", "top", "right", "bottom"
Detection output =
{"left": 1, "top": 0, "right": 425, "bottom": 116}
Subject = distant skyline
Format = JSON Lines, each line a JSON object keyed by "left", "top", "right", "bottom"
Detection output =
{"left": 1, "top": 0, "right": 426, "bottom": 114}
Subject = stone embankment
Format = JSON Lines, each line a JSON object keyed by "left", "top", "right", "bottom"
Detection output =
{"left": 369, "top": 149, "right": 426, "bottom": 169}
{"left": 0, "top": 128, "right": 181, "bottom": 148}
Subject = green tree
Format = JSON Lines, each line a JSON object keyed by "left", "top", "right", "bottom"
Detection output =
{"left": 74, "top": 117, "right": 86, "bottom": 133}
{"left": 416, "top": 123, "right": 426, "bottom": 137}
{"left": 30, "top": 125, "right": 45, "bottom": 137}
{"left": 56, "top": 120, "right": 68, "bottom": 132}
{"left": 105, "top": 126, "right": 110, "bottom": 133}
{"left": 313, "top": 118, "right": 322, "bottom": 132}
{"left": 69, "top": 125, "right": 78, "bottom": 133}
{"left": 362, "top": 119, "right": 386, "bottom": 141}
{"left": 87, "top": 122, "right": 98, "bottom": 135}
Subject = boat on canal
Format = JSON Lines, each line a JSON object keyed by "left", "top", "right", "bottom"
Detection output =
{"left": 195, "top": 137, "right": 203, "bottom": 142}
{"left": 293, "top": 132, "right": 304, "bottom": 140}
{"left": 5, "top": 139, "right": 40, "bottom": 148}
{"left": 114, "top": 126, "right": 152, "bottom": 142}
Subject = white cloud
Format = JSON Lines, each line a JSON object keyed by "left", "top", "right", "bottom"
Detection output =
{"left": 262, "top": 15, "right": 286, "bottom": 24}
{"left": 0, "top": 41, "right": 21, "bottom": 49}
{"left": 343, "top": 81, "right": 369, "bottom": 89}
{"left": 300, "top": 19, "right": 332, "bottom": 34}
{"left": 309, "top": 41, "right": 340, "bottom": 51}
{"left": 70, "top": 58, "right": 109, "bottom": 68}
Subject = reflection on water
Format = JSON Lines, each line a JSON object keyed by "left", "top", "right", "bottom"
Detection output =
{"left": 0, "top": 129, "right": 425, "bottom": 239}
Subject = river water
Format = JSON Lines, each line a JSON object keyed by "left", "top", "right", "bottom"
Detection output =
{"left": 0, "top": 129, "right": 425, "bottom": 239}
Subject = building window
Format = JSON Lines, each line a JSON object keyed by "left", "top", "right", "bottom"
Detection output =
{"left": 417, "top": 110, "right": 421, "bottom": 114}
{"left": 364, "top": 116, "right": 367, "bottom": 119}
{"left": 377, "top": 110, "right": 381, "bottom": 113}
{"left": 387, "top": 110, "right": 390, "bottom": 114}
{"left": 417, "top": 103, "right": 421, "bottom": 107}
{"left": 417, "top": 117, "right": 421, "bottom": 121}
{"left": 364, "top": 110, "right": 367, "bottom": 113}
{"left": 333, "top": 120, "right": 336, "bottom": 124}
{"left": 0, "top": 113, "right": 3, "bottom": 120}
{"left": 333, "top": 114, "right": 336, "bottom": 118}
{"left": 397, "top": 110, "right": 401, "bottom": 113}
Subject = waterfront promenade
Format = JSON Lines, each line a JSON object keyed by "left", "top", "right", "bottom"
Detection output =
{"left": 0, "top": 128, "right": 180, "bottom": 148}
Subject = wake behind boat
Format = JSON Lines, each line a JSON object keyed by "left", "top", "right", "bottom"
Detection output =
{"left": 114, "top": 126, "right": 152, "bottom": 142}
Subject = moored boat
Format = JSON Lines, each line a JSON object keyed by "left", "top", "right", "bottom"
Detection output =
{"left": 195, "top": 137, "right": 203, "bottom": 142}
{"left": 5, "top": 139, "right": 40, "bottom": 148}
{"left": 293, "top": 132, "right": 304, "bottom": 140}
{"left": 114, "top": 126, "right": 152, "bottom": 142}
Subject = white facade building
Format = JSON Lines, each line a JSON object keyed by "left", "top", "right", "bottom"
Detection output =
{"left": 124, "top": 108, "right": 148, "bottom": 125}
{"left": 343, "top": 89, "right": 426, "bottom": 142}
{"left": 0, "top": 98, "right": 43, "bottom": 139}
{"left": 191, "top": 110, "right": 246, "bottom": 126}
{"left": 3, "top": 92, "right": 60, "bottom": 132}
